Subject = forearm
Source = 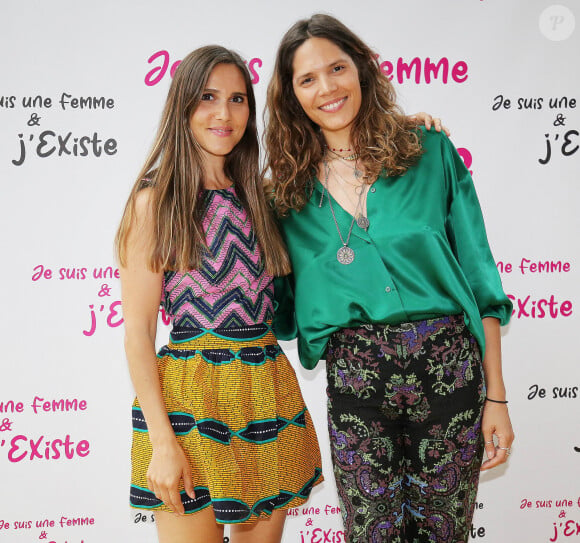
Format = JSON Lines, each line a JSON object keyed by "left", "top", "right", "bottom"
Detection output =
{"left": 125, "top": 333, "right": 176, "bottom": 446}
{"left": 481, "top": 317, "right": 507, "bottom": 401}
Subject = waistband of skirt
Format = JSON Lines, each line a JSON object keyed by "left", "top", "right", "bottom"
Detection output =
{"left": 169, "top": 322, "right": 273, "bottom": 343}
{"left": 333, "top": 314, "right": 466, "bottom": 337}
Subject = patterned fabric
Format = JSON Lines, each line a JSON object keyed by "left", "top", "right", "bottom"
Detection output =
{"left": 130, "top": 324, "right": 323, "bottom": 523}
{"left": 129, "top": 187, "right": 322, "bottom": 523}
{"left": 162, "top": 187, "right": 274, "bottom": 328}
{"left": 325, "top": 315, "right": 485, "bottom": 543}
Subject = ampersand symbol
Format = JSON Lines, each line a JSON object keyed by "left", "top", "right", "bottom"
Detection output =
{"left": 27, "top": 113, "right": 41, "bottom": 126}
{"left": 559, "top": 509, "right": 567, "bottom": 518}
{"left": 39, "top": 530, "right": 47, "bottom": 539}
{"left": 553, "top": 113, "right": 566, "bottom": 126}
{"left": 305, "top": 517, "right": 313, "bottom": 527}
{"left": 0, "top": 418, "right": 13, "bottom": 431}
{"left": 98, "top": 283, "right": 111, "bottom": 297}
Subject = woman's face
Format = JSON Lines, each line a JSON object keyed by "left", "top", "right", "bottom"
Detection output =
{"left": 291, "top": 37, "right": 362, "bottom": 144}
{"left": 189, "top": 63, "right": 250, "bottom": 163}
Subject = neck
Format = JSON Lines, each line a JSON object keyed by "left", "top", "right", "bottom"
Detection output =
{"left": 321, "top": 128, "right": 353, "bottom": 154}
{"left": 201, "top": 155, "right": 230, "bottom": 190}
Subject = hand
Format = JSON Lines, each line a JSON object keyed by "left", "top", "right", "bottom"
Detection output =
{"left": 480, "top": 401, "right": 515, "bottom": 471}
{"left": 409, "top": 112, "right": 450, "bottom": 136}
{"left": 146, "top": 439, "right": 195, "bottom": 514}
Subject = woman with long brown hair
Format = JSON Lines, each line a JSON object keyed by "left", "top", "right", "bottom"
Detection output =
{"left": 266, "top": 14, "right": 514, "bottom": 543}
{"left": 116, "top": 45, "right": 323, "bottom": 543}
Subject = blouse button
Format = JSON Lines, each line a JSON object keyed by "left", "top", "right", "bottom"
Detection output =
{"left": 385, "top": 286, "right": 392, "bottom": 293}
{"left": 370, "top": 187, "right": 376, "bottom": 193}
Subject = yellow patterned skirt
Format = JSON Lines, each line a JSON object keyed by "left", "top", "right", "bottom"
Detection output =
{"left": 130, "top": 323, "right": 323, "bottom": 524}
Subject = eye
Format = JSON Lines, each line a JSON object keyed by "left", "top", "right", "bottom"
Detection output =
{"left": 300, "top": 76, "right": 314, "bottom": 86}
{"left": 231, "top": 95, "right": 245, "bottom": 104}
{"left": 200, "top": 93, "right": 214, "bottom": 101}
{"left": 332, "top": 64, "right": 346, "bottom": 73}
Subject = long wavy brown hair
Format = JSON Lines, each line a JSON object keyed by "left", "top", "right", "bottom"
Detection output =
{"left": 265, "top": 14, "right": 423, "bottom": 215}
{"left": 116, "top": 45, "right": 290, "bottom": 275}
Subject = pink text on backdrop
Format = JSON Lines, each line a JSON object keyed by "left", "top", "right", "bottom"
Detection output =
{"left": 31, "top": 397, "right": 87, "bottom": 414}
{"left": 457, "top": 147, "right": 473, "bottom": 175}
{"left": 0, "top": 401, "right": 24, "bottom": 413}
{"left": 300, "top": 528, "right": 346, "bottom": 543}
{"left": 31, "top": 265, "right": 120, "bottom": 281}
{"left": 83, "top": 300, "right": 170, "bottom": 336}
{"left": 377, "top": 56, "right": 468, "bottom": 84}
{"left": 497, "top": 259, "right": 571, "bottom": 275}
{"left": 145, "top": 50, "right": 263, "bottom": 86}
{"left": 5, "top": 434, "right": 90, "bottom": 462}
{"left": 507, "top": 294, "right": 573, "bottom": 319}
{"left": 550, "top": 520, "right": 580, "bottom": 542}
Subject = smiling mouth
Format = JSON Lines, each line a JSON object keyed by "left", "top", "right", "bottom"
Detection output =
{"left": 209, "top": 128, "right": 233, "bottom": 136}
{"left": 319, "top": 97, "right": 347, "bottom": 112}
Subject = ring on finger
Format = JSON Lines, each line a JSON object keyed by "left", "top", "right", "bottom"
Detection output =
{"left": 485, "top": 440, "right": 494, "bottom": 444}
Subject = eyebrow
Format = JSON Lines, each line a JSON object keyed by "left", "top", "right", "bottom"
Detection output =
{"left": 203, "top": 87, "right": 247, "bottom": 96}
{"left": 294, "top": 58, "right": 350, "bottom": 81}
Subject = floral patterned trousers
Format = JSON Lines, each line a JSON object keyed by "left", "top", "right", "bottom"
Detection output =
{"left": 326, "top": 315, "right": 485, "bottom": 543}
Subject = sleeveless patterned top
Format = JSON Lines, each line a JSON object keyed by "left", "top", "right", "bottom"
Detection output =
{"left": 161, "top": 186, "right": 274, "bottom": 329}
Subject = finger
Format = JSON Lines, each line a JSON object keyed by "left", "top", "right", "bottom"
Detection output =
{"left": 147, "top": 476, "right": 160, "bottom": 501}
{"left": 410, "top": 112, "right": 432, "bottom": 129}
{"left": 433, "top": 118, "right": 442, "bottom": 132}
{"left": 481, "top": 447, "right": 508, "bottom": 471}
{"left": 168, "top": 486, "right": 185, "bottom": 515}
{"left": 423, "top": 113, "right": 433, "bottom": 130}
{"left": 442, "top": 124, "right": 451, "bottom": 136}
{"left": 183, "top": 465, "right": 196, "bottom": 500}
{"left": 494, "top": 432, "right": 513, "bottom": 463}
{"left": 482, "top": 430, "right": 496, "bottom": 462}
{"left": 158, "top": 486, "right": 178, "bottom": 515}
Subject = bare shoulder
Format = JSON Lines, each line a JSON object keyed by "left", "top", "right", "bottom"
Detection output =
{"left": 134, "top": 186, "right": 154, "bottom": 216}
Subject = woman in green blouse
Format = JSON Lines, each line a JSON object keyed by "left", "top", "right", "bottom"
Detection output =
{"left": 266, "top": 14, "right": 514, "bottom": 543}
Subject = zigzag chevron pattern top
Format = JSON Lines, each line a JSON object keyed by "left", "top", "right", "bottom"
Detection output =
{"left": 161, "top": 186, "right": 275, "bottom": 328}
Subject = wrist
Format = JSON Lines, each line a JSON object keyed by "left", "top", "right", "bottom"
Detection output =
{"left": 485, "top": 383, "right": 506, "bottom": 400}
{"left": 149, "top": 428, "right": 178, "bottom": 448}
{"left": 485, "top": 396, "right": 508, "bottom": 404}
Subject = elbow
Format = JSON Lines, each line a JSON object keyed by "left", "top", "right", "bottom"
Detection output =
{"left": 123, "top": 329, "right": 156, "bottom": 358}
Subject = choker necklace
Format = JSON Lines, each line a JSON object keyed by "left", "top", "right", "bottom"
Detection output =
{"left": 322, "top": 160, "right": 367, "bottom": 264}
{"left": 326, "top": 149, "right": 364, "bottom": 177}
{"left": 325, "top": 146, "right": 358, "bottom": 162}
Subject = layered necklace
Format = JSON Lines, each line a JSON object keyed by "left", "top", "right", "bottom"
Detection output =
{"left": 326, "top": 148, "right": 365, "bottom": 180}
{"left": 320, "top": 152, "right": 371, "bottom": 265}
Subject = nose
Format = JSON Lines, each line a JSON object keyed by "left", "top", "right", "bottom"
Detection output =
{"left": 214, "top": 99, "right": 231, "bottom": 121}
{"left": 318, "top": 74, "right": 337, "bottom": 95}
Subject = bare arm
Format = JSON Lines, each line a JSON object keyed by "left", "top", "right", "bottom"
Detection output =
{"left": 479, "top": 317, "right": 515, "bottom": 470}
{"left": 120, "top": 189, "right": 194, "bottom": 513}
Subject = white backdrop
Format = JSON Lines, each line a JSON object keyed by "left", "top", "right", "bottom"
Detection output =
{"left": 1, "top": 1, "right": 578, "bottom": 542}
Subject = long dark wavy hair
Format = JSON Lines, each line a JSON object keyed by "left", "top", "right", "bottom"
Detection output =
{"left": 265, "top": 14, "right": 423, "bottom": 215}
{"left": 116, "top": 45, "right": 290, "bottom": 275}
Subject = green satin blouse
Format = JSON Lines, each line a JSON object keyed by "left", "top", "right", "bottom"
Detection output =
{"left": 274, "top": 128, "right": 512, "bottom": 369}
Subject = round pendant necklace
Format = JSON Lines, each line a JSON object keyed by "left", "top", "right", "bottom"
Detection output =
{"left": 337, "top": 245, "right": 355, "bottom": 265}
{"left": 356, "top": 215, "right": 370, "bottom": 229}
{"left": 322, "top": 161, "right": 367, "bottom": 265}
